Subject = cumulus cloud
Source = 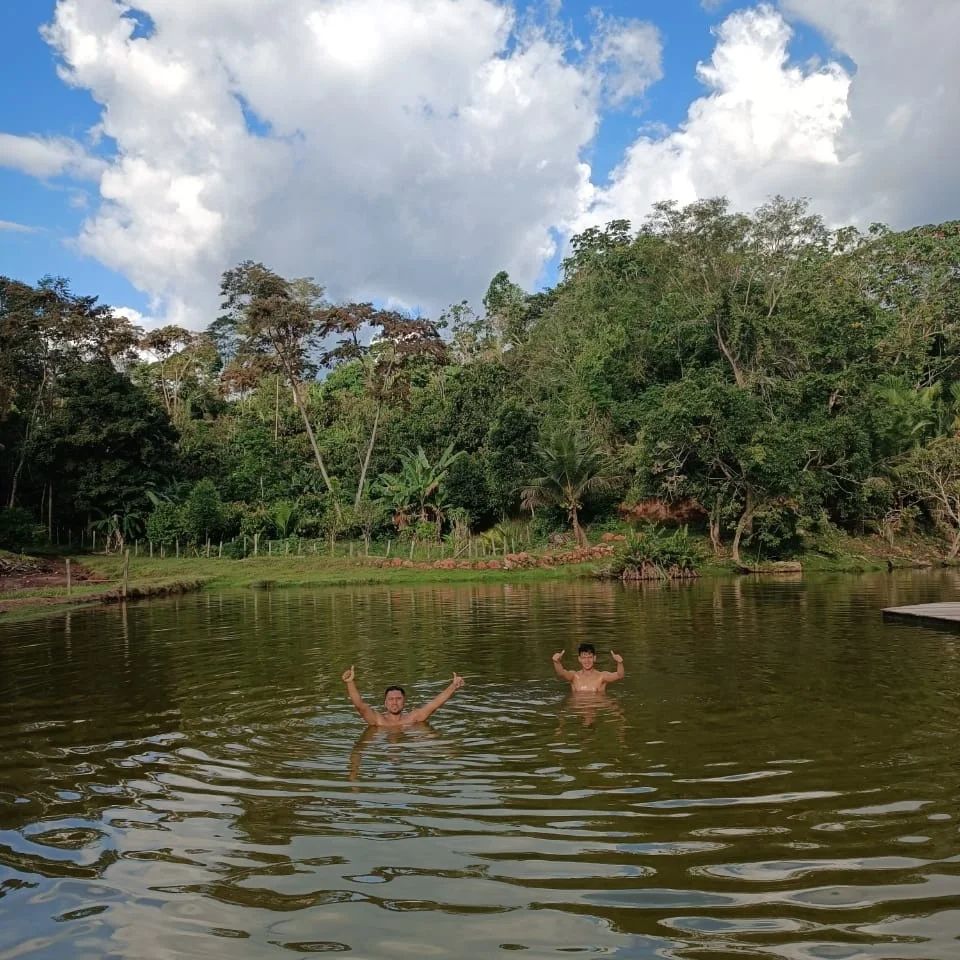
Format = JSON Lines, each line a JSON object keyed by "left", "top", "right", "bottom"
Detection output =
{"left": 575, "top": 5, "right": 850, "bottom": 234}
{"left": 0, "top": 132, "right": 103, "bottom": 179}
{"left": 15, "top": 0, "right": 960, "bottom": 328}
{"left": 37, "top": 0, "right": 662, "bottom": 328}
{"left": 781, "top": 0, "right": 960, "bottom": 227}
{"left": 577, "top": 1, "right": 960, "bottom": 237}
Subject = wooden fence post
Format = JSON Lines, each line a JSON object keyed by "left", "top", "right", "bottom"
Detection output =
{"left": 122, "top": 549, "right": 130, "bottom": 599}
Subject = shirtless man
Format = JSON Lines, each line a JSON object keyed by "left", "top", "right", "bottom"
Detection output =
{"left": 552, "top": 643, "right": 624, "bottom": 692}
{"left": 342, "top": 665, "right": 464, "bottom": 726}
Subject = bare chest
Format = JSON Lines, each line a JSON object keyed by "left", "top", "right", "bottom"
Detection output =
{"left": 571, "top": 671, "right": 605, "bottom": 692}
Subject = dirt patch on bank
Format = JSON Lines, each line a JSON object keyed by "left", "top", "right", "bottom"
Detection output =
{"left": 0, "top": 555, "right": 99, "bottom": 593}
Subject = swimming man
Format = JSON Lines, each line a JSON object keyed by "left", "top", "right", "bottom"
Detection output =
{"left": 552, "top": 643, "right": 624, "bottom": 692}
{"left": 342, "top": 665, "right": 464, "bottom": 726}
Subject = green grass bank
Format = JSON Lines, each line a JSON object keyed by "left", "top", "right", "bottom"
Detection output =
{"left": 0, "top": 552, "right": 606, "bottom": 624}
{"left": 1, "top": 525, "right": 954, "bottom": 626}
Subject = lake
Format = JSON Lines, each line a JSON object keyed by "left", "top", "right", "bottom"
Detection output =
{"left": 1, "top": 572, "right": 959, "bottom": 958}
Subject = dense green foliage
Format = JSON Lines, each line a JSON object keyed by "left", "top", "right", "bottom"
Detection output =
{"left": 3, "top": 197, "right": 960, "bottom": 560}
{"left": 609, "top": 526, "right": 704, "bottom": 579}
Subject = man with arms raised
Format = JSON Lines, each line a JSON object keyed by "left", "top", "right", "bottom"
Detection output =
{"left": 552, "top": 643, "right": 624, "bottom": 692}
{"left": 342, "top": 665, "right": 465, "bottom": 726}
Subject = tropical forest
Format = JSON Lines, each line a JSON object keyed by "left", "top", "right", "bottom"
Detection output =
{"left": 3, "top": 197, "right": 960, "bottom": 589}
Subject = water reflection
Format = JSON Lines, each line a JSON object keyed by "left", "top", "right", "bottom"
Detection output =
{"left": 556, "top": 691, "right": 627, "bottom": 737}
{"left": 1, "top": 572, "right": 959, "bottom": 957}
{"left": 348, "top": 723, "right": 442, "bottom": 782}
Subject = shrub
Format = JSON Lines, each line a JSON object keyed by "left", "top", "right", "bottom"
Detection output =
{"left": 145, "top": 502, "right": 186, "bottom": 546}
{"left": 239, "top": 505, "right": 273, "bottom": 538}
{"left": 608, "top": 524, "right": 703, "bottom": 579}
{"left": 220, "top": 538, "right": 250, "bottom": 560}
{"left": 0, "top": 507, "right": 37, "bottom": 550}
{"left": 182, "top": 479, "right": 226, "bottom": 545}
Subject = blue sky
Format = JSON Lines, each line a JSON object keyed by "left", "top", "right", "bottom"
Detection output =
{"left": 0, "top": 1, "right": 954, "bottom": 328}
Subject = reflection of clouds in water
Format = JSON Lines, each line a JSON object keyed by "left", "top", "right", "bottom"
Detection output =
{"left": 6, "top": 580, "right": 960, "bottom": 959}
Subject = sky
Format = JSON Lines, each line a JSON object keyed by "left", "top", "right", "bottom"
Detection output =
{"left": 1, "top": 0, "right": 958, "bottom": 331}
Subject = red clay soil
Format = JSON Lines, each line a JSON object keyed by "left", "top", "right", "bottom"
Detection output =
{"left": 0, "top": 557, "right": 98, "bottom": 594}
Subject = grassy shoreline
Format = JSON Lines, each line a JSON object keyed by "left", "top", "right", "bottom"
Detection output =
{"left": 0, "top": 554, "right": 606, "bottom": 624}
{"left": 1, "top": 528, "right": 954, "bottom": 625}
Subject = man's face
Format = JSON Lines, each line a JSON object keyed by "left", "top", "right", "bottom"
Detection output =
{"left": 383, "top": 690, "right": 406, "bottom": 715}
{"left": 577, "top": 650, "right": 596, "bottom": 670}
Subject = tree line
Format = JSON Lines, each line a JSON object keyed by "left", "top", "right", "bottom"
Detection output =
{"left": 2, "top": 196, "right": 960, "bottom": 563}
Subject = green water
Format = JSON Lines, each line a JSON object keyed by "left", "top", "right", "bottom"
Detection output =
{"left": 1, "top": 572, "right": 959, "bottom": 958}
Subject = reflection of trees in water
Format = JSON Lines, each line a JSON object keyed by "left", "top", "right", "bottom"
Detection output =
{"left": 0, "top": 601, "right": 187, "bottom": 835}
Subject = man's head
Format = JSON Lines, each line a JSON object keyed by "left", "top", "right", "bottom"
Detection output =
{"left": 383, "top": 685, "right": 406, "bottom": 715}
{"left": 577, "top": 642, "right": 597, "bottom": 669}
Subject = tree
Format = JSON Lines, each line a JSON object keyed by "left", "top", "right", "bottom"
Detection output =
{"left": 521, "top": 428, "right": 617, "bottom": 547}
{"left": 181, "top": 479, "right": 226, "bottom": 545}
{"left": 483, "top": 271, "right": 532, "bottom": 349}
{"left": 137, "top": 325, "right": 218, "bottom": 426}
{"left": 851, "top": 221, "right": 960, "bottom": 386}
{"left": 218, "top": 261, "right": 342, "bottom": 519}
{"left": 315, "top": 302, "right": 445, "bottom": 506}
{"left": 146, "top": 501, "right": 186, "bottom": 546}
{"left": 375, "top": 444, "right": 464, "bottom": 537}
{"left": 32, "top": 359, "right": 177, "bottom": 530}
{"left": 641, "top": 196, "right": 832, "bottom": 391}
{"left": 0, "top": 276, "right": 140, "bottom": 508}
{"left": 483, "top": 398, "right": 537, "bottom": 517}
{"left": 895, "top": 437, "right": 960, "bottom": 556}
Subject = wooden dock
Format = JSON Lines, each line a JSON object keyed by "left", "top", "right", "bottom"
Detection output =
{"left": 882, "top": 602, "right": 960, "bottom": 627}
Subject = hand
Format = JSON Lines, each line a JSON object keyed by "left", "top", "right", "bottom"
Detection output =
{"left": 342, "top": 665, "right": 355, "bottom": 683}
{"left": 552, "top": 651, "right": 565, "bottom": 662}
{"left": 451, "top": 672, "right": 464, "bottom": 690}
{"left": 611, "top": 651, "right": 623, "bottom": 664}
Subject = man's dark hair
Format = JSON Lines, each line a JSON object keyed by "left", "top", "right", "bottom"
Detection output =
{"left": 384, "top": 685, "right": 405, "bottom": 697}
{"left": 578, "top": 643, "right": 596, "bottom": 655}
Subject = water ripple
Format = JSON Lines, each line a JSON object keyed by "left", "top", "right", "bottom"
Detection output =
{"left": 1, "top": 579, "right": 959, "bottom": 957}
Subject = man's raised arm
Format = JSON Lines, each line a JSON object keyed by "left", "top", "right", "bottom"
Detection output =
{"left": 409, "top": 673, "right": 464, "bottom": 723}
{"left": 342, "top": 666, "right": 379, "bottom": 725}
{"left": 602, "top": 651, "right": 625, "bottom": 684}
{"left": 552, "top": 650, "right": 575, "bottom": 681}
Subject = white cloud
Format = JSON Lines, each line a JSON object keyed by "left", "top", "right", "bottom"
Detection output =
{"left": 16, "top": 0, "right": 960, "bottom": 328}
{"left": 591, "top": 15, "right": 663, "bottom": 107}
{"left": 577, "top": 1, "right": 960, "bottom": 237}
{"left": 38, "top": 0, "right": 641, "bottom": 328}
{"left": 781, "top": 0, "right": 960, "bottom": 227}
{"left": 0, "top": 132, "right": 103, "bottom": 179}
{"left": 0, "top": 219, "right": 39, "bottom": 233}
{"left": 574, "top": 5, "right": 850, "bottom": 234}
{"left": 112, "top": 305, "right": 145, "bottom": 326}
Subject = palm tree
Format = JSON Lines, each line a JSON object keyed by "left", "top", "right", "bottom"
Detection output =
{"left": 90, "top": 507, "right": 144, "bottom": 553}
{"left": 270, "top": 500, "right": 298, "bottom": 538}
{"left": 375, "top": 443, "right": 463, "bottom": 537}
{"left": 521, "top": 428, "right": 616, "bottom": 547}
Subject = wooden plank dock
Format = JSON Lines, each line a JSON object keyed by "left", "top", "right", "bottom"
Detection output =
{"left": 882, "top": 603, "right": 960, "bottom": 627}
